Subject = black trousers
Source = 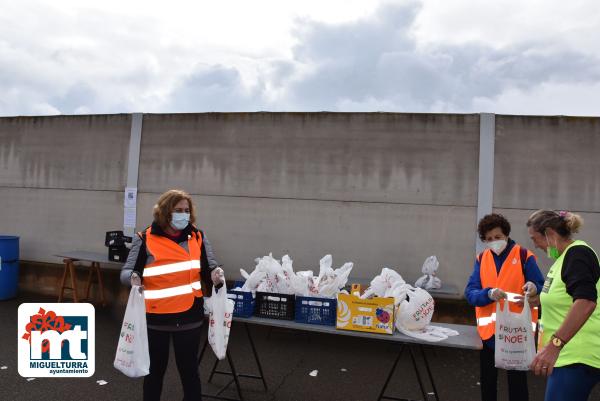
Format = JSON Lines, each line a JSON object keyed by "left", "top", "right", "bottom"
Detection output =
{"left": 143, "top": 326, "right": 202, "bottom": 401}
{"left": 480, "top": 345, "right": 529, "bottom": 401}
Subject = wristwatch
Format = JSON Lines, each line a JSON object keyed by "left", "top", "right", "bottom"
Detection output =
{"left": 551, "top": 334, "right": 567, "bottom": 349}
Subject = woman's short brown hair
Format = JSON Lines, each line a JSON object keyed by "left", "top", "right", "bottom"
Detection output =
{"left": 153, "top": 189, "right": 196, "bottom": 229}
{"left": 477, "top": 213, "right": 511, "bottom": 241}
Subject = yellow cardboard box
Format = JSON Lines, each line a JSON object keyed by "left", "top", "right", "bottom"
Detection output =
{"left": 336, "top": 293, "right": 395, "bottom": 334}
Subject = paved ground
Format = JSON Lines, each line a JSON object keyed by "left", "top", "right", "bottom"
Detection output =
{"left": 2, "top": 292, "right": 597, "bottom": 401}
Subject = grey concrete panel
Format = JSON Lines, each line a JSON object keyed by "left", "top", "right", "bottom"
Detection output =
{"left": 0, "top": 187, "right": 124, "bottom": 263}
{"left": 138, "top": 113, "right": 480, "bottom": 206}
{"left": 0, "top": 114, "right": 131, "bottom": 191}
{"left": 137, "top": 192, "right": 477, "bottom": 292}
{"left": 494, "top": 208, "right": 600, "bottom": 277}
{"left": 494, "top": 115, "right": 600, "bottom": 212}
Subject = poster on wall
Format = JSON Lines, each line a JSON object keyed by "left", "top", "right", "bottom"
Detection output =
{"left": 124, "top": 187, "right": 137, "bottom": 208}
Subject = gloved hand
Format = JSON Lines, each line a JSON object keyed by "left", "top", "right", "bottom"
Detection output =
{"left": 211, "top": 266, "right": 225, "bottom": 286}
{"left": 523, "top": 281, "right": 537, "bottom": 296}
{"left": 488, "top": 288, "right": 507, "bottom": 301}
{"left": 130, "top": 272, "right": 142, "bottom": 287}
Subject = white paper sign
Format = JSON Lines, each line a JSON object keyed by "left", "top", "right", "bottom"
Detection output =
{"left": 124, "top": 187, "right": 137, "bottom": 208}
{"left": 124, "top": 207, "right": 136, "bottom": 228}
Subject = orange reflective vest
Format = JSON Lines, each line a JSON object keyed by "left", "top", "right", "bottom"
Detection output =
{"left": 475, "top": 244, "right": 539, "bottom": 340}
{"left": 142, "top": 227, "right": 203, "bottom": 314}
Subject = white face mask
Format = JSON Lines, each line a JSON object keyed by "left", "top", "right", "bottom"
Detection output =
{"left": 487, "top": 239, "right": 508, "bottom": 255}
{"left": 170, "top": 212, "right": 190, "bottom": 230}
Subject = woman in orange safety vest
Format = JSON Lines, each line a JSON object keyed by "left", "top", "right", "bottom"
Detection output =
{"left": 121, "top": 189, "right": 224, "bottom": 401}
{"left": 465, "top": 213, "right": 544, "bottom": 401}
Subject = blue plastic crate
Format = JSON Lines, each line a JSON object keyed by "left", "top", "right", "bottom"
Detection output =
{"left": 232, "top": 280, "right": 246, "bottom": 289}
{"left": 228, "top": 289, "right": 255, "bottom": 318}
{"left": 295, "top": 296, "right": 337, "bottom": 326}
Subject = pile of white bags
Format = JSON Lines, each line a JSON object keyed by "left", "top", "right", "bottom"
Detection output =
{"left": 238, "top": 254, "right": 353, "bottom": 298}
{"left": 414, "top": 255, "right": 442, "bottom": 290}
{"left": 362, "top": 267, "right": 458, "bottom": 342}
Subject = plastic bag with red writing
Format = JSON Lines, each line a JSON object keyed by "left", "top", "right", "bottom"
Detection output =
{"left": 207, "top": 285, "right": 235, "bottom": 360}
{"left": 494, "top": 296, "right": 536, "bottom": 370}
{"left": 114, "top": 285, "right": 150, "bottom": 377}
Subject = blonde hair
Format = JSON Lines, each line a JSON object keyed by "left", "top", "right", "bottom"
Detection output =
{"left": 153, "top": 189, "right": 196, "bottom": 229}
{"left": 526, "top": 209, "right": 583, "bottom": 238}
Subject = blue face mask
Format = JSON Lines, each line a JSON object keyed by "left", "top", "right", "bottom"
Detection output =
{"left": 170, "top": 212, "right": 190, "bottom": 230}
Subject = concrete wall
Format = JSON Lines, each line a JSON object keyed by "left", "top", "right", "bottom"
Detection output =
{"left": 2, "top": 112, "right": 599, "bottom": 297}
{"left": 0, "top": 115, "right": 131, "bottom": 260}
{"left": 491, "top": 115, "right": 600, "bottom": 274}
{"left": 136, "top": 113, "right": 480, "bottom": 290}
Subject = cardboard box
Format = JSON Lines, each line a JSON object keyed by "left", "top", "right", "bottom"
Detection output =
{"left": 336, "top": 293, "right": 395, "bottom": 335}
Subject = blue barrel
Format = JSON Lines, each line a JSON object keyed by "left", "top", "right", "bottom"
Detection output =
{"left": 0, "top": 236, "right": 19, "bottom": 300}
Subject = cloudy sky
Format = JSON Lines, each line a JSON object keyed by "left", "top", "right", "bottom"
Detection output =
{"left": 1, "top": 0, "right": 599, "bottom": 116}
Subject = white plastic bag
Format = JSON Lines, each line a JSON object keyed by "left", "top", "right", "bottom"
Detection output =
{"left": 394, "top": 286, "right": 458, "bottom": 342}
{"left": 207, "top": 286, "right": 235, "bottom": 360}
{"left": 494, "top": 297, "right": 536, "bottom": 370}
{"left": 395, "top": 287, "right": 435, "bottom": 331}
{"left": 315, "top": 255, "right": 353, "bottom": 298}
{"left": 415, "top": 256, "right": 442, "bottom": 290}
{"left": 361, "top": 267, "right": 406, "bottom": 299}
{"left": 291, "top": 270, "right": 313, "bottom": 297}
{"left": 114, "top": 285, "right": 150, "bottom": 377}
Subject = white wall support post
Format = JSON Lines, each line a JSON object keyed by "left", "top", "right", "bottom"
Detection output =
{"left": 123, "top": 113, "right": 143, "bottom": 237}
{"left": 476, "top": 113, "right": 495, "bottom": 254}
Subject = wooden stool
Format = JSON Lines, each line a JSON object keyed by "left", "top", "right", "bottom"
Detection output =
{"left": 58, "top": 258, "right": 106, "bottom": 306}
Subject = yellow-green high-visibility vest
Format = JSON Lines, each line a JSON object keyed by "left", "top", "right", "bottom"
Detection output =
{"left": 539, "top": 240, "right": 600, "bottom": 369}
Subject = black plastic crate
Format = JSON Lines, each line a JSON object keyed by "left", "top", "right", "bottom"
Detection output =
{"left": 295, "top": 296, "right": 337, "bottom": 326}
{"left": 255, "top": 292, "right": 295, "bottom": 320}
{"left": 108, "top": 246, "right": 129, "bottom": 262}
{"left": 105, "top": 231, "right": 132, "bottom": 247}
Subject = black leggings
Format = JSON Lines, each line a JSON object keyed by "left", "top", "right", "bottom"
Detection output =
{"left": 480, "top": 345, "right": 529, "bottom": 401}
{"left": 143, "top": 326, "right": 202, "bottom": 401}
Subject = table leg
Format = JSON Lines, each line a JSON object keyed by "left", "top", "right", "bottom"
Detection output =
{"left": 419, "top": 346, "right": 440, "bottom": 401}
{"left": 208, "top": 358, "right": 220, "bottom": 383}
{"left": 58, "top": 259, "right": 70, "bottom": 302}
{"left": 199, "top": 322, "right": 267, "bottom": 401}
{"left": 408, "top": 346, "right": 428, "bottom": 401}
{"left": 244, "top": 323, "right": 268, "bottom": 390}
{"left": 377, "top": 345, "right": 405, "bottom": 401}
{"left": 84, "top": 265, "right": 94, "bottom": 301}
{"left": 225, "top": 349, "right": 244, "bottom": 401}
{"left": 94, "top": 262, "right": 106, "bottom": 306}
{"left": 69, "top": 260, "right": 79, "bottom": 302}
